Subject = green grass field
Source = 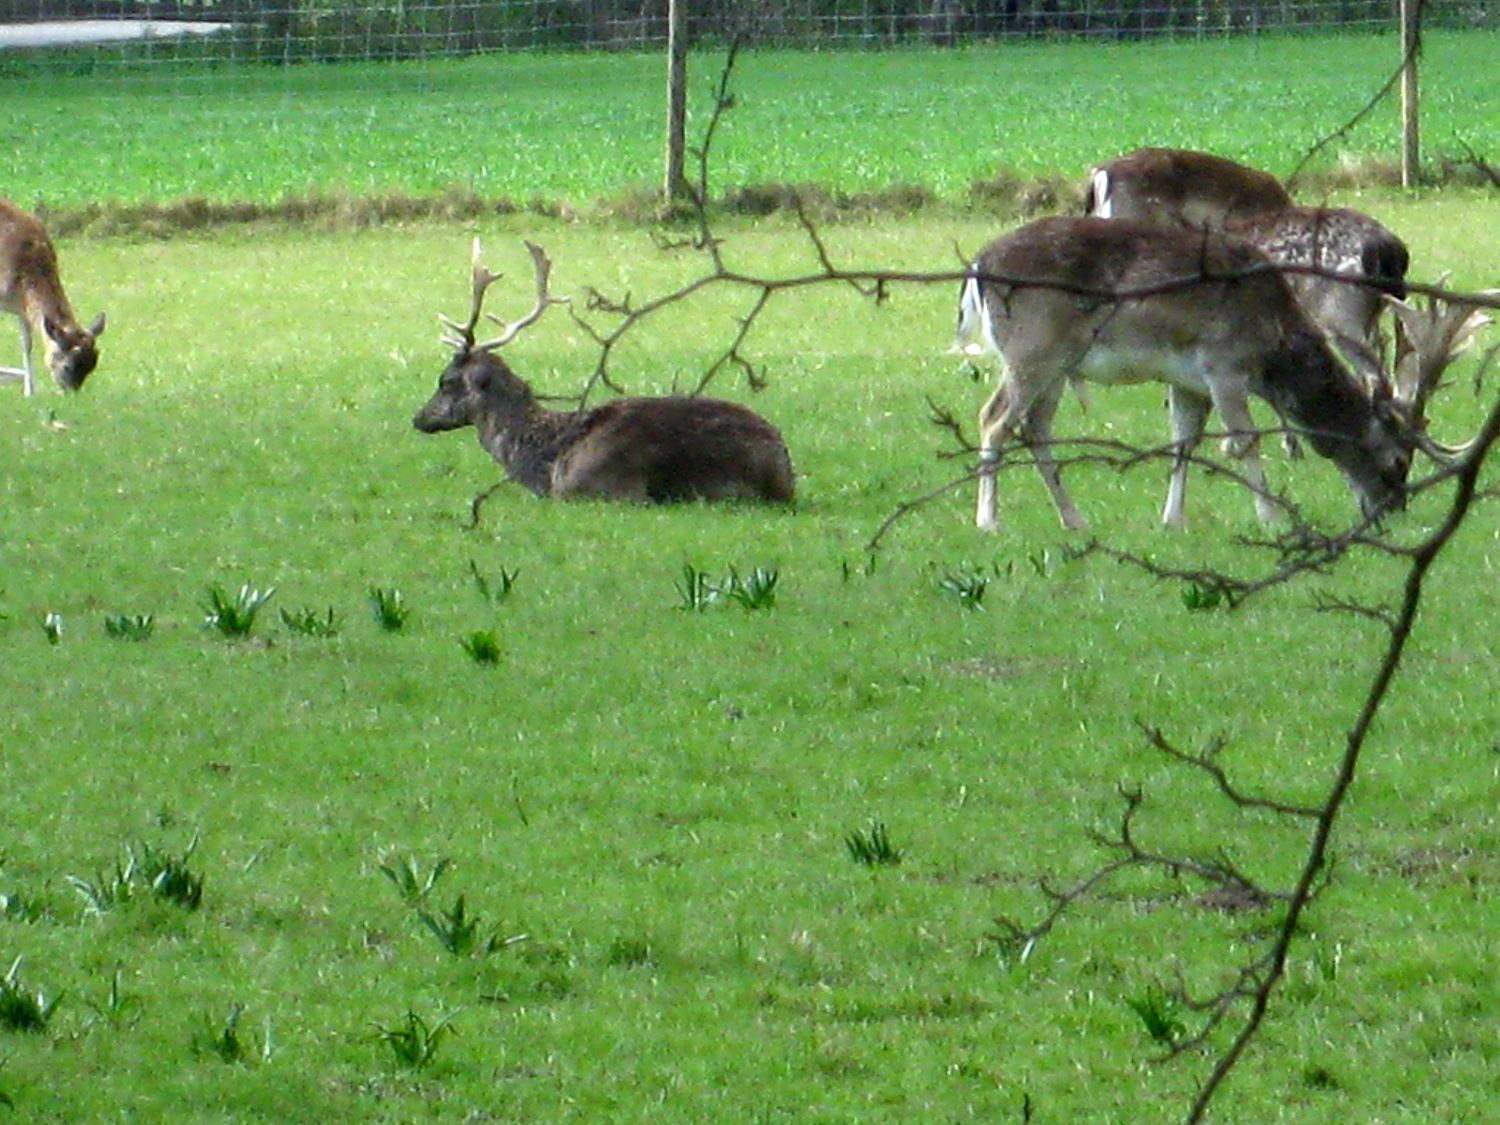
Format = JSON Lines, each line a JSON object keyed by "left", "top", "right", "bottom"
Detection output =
{"left": 2, "top": 34, "right": 1499, "bottom": 1124}
{"left": 5, "top": 31, "right": 1500, "bottom": 211}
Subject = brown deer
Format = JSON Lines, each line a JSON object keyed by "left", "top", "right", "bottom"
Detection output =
{"left": 1084, "top": 147, "right": 1293, "bottom": 229}
{"left": 954, "top": 216, "right": 1478, "bottom": 532}
{"left": 1084, "top": 147, "right": 1407, "bottom": 388}
{"left": 414, "top": 240, "right": 796, "bottom": 505}
{"left": 1, "top": 200, "right": 105, "bottom": 395}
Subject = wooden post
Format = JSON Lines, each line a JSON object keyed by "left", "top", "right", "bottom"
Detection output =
{"left": 1400, "top": 0, "right": 1420, "bottom": 187}
{"left": 664, "top": 0, "right": 690, "bottom": 200}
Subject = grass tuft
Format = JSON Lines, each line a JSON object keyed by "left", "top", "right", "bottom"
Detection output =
{"left": 279, "top": 605, "right": 340, "bottom": 637}
{"left": 193, "top": 1003, "right": 268, "bottom": 1065}
{"left": 374, "top": 1009, "right": 458, "bottom": 1071}
{"left": 459, "top": 630, "right": 502, "bottom": 665}
{"left": 846, "top": 820, "right": 903, "bottom": 867}
{"left": 416, "top": 894, "right": 526, "bottom": 958}
{"left": 104, "top": 613, "right": 155, "bottom": 641}
{"left": 67, "top": 838, "right": 204, "bottom": 915}
{"left": 1125, "top": 985, "right": 1186, "bottom": 1047}
{"left": 0, "top": 957, "right": 62, "bottom": 1033}
{"left": 202, "top": 584, "right": 275, "bottom": 638}
{"left": 377, "top": 854, "right": 452, "bottom": 906}
{"left": 367, "top": 587, "right": 409, "bottom": 632}
{"left": 469, "top": 559, "right": 519, "bottom": 604}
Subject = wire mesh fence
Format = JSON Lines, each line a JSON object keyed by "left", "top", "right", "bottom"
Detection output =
{"left": 0, "top": 1, "right": 1493, "bottom": 67}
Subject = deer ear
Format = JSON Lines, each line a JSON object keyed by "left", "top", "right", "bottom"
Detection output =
{"left": 88, "top": 313, "right": 106, "bottom": 338}
{"left": 42, "top": 316, "right": 65, "bottom": 344}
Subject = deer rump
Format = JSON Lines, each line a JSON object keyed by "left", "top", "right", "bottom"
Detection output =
{"left": 541, "top": 396, "right": 795, "bottom": 504}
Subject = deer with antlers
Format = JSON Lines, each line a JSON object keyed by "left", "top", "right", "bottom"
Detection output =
{"left": 1, "top": 200, "right": 105, "bottom": 395}
{"left": 954, "top": 216, "right": 1486, "bottom": 532}
{"left": 413, "top": 240, "right": 796, "bottom": 505}
{"left": 1085, "top": 147, "right": 1408, "bottom": 388}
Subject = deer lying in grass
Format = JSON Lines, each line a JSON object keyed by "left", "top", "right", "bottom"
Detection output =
{"left": 954, "top": 216, "right": 1482, "bottom": 532}
{"left": 414, "top": 240, "right": 796, "bottom": 505}
{"left": 1, "top": 200, "right": 105, "bottom": 395}
{"left": 1085, "top": 147, "right": 1407, "bottom": 388}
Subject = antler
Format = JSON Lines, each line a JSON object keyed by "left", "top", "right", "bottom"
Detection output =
{"left": 1386, "top": 276, "right": 1496, "bottom": 462}
{"left": 478, "top": 240, "right": 570, "bottom": 352}
{"left": 439, "top": 239, "right": 571, "bottom": 354}
{"left": 439, "top": 237, "right": 504, "bottom": 351}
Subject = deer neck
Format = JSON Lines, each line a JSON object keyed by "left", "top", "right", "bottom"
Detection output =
{"left": 476, "top": 399, "right": 576, "bottom": 498}
{"left": 1, "top": 227, "right": 72, "bottom": 331}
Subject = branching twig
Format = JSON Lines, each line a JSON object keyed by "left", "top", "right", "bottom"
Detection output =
{"left": 1283, "top": 0, "right": 1425, "bottom": 192}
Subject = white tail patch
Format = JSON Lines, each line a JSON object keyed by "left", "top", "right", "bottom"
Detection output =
{"left": 953, "top": 269, "right": 999, "bottom": 358}
{"left": 1089, "top": 168, "right": 1113, "bottom": 218}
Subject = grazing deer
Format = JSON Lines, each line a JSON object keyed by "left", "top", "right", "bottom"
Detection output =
{"left": 414, "top": 240, "right": 796, "bottom": 505}
{"left": 1, "top": 200, "right": 105, "bottom": 395}
{"left": 954, "top": 216, "right": 1473, "bottom": 532}
{"left": 1084, "top": 148, "right": 1407, "bottom": 388}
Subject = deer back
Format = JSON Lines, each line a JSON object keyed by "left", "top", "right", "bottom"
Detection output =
{"left": 550, "top": 396, "right": 796, "bottom": 503}
{"left": 966, "top": 216, "right": 1299, "bottom": 376}
{"left": 1085, "top": 147, "right": 1292, "bottom": 230}
{"left": 1228, "top": 206, "right": 1409, "bottom": 387}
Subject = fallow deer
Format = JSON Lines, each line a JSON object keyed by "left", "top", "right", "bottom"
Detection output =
{"left": 1085, "top": 147, "right": 1407, "bottom": 389}
{"left": 954, "top": 216, "right": 1476, "bottom": 532}
{"left": 414, "top": 240, "right": 796, "bottom": 505}
{"left": 1084, "top": 147, "right": 1293, "bottom": 229}
{"left": 0, "top": 200, "right": 105, "bottom": 395}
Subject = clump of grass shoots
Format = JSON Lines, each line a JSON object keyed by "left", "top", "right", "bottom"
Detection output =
{"left": 374, "top": 1008, "right": 458, "bottom": 1070}
{"left": 1181, "top": 583, "right": 1225, "bottom": 611}
{"left": 104, "top": 613, "right": 155, "bottom": 641}
{"left": 469, "top": 559, "right": 519, "bottom": 604}
{"left": 846, "top": 819, "right": 903, "bottom": 866}
{"left": 377, "top": 853, "right": 451, "bottom": 906}
{"left": 67, "top": 837, "right": 204, "bottom": 915}
{"left": 459, "top": 630, "right": 502, "bottom": 665}
{"left": 722, "top": 565, "right": 779, "bottom": 610}
{"left": 1125, "top": 985, "right": 1186, "bottom": 1046}
{"left": 368, "top": 586, "right": 408, "bottom": 632}
{"left": 416, "top": 894, "right": 526, "bottom": 957}
{"left": 279, "top": 605, "right": 339, "bottom": 637}
{"left": 0, "top": 957, "right": 62, "bottom": 1033}
{"left": 202, "top": 584, "right": 275, "bottom": 638}
{"left": 938, "top": 568, "right": 989, "bottom": 609}
{"left": 194, "top": 1003, "right": 268, "bottom": 1064}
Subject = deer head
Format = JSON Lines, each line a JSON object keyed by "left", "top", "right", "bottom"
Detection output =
{"left": 414, "top": 240, "right": 570, "bottom": 434}
{"left": 44, "top": 311, "right": 105, "bottom": 392}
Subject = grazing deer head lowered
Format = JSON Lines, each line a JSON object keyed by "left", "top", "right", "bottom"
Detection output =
{"left": 414, "top": 240, "right": 796, "bottom": 505}
{"left": 955, "top": 216, "right": 1479, "bottom": 533}
{"left": 1085, "top": 148, "right": 1408, "bottom": 391}
{"left": 1, "top": 199, "right": 105, "bottom": 395}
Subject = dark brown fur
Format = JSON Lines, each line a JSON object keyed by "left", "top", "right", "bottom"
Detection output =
{"left": 414, "top": 350, "right": 795, "bottom": 504}
{"left": 1084, "top": 147, "right": 1291, "bottom": 229}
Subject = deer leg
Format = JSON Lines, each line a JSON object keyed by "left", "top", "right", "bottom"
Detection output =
{"left": 0, "top": 319, "right": 30, "bottom": 391}
{"left": 20, "top": 319, "right": 35, "bottom": 397}
{"left": 974, "top": 380, "right": 1013, "bottom": 532}
{"left": 1018, "top": 380, "right": 1085, "bottom": 531}
{"left": 1208, "top": 387, "right": 1279, "bottom": 524}
{"left": 1162, "top": 387, "right": 1210, "bottom": 530}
